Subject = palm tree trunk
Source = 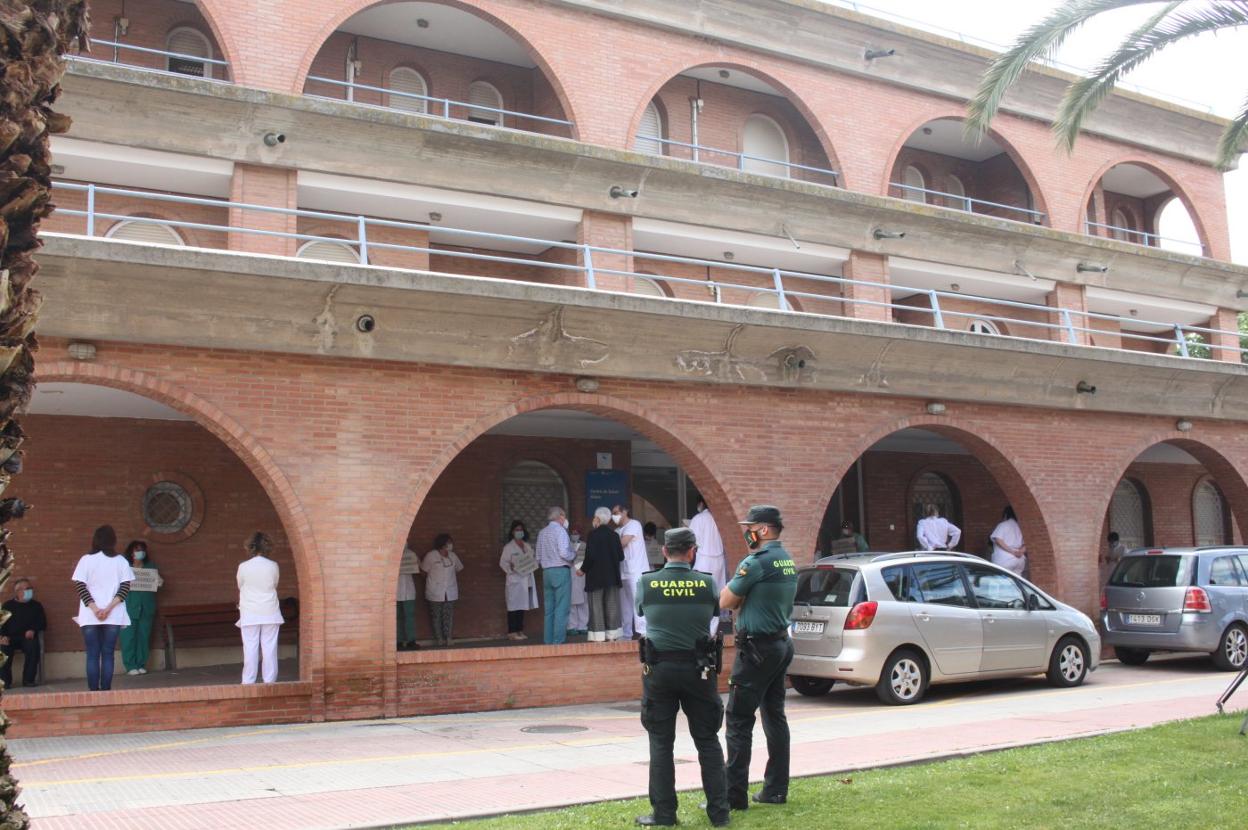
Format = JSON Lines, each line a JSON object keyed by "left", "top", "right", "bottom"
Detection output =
{"left": 0, "top": 1, "right": 89, "bottom": 826}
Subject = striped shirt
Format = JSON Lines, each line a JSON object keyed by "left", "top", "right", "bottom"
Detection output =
{"left": 535, "top": 521, "right": 575, "bottom": 569}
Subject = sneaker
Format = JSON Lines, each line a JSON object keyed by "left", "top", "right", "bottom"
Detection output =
{"left": 127, "top": 669, "right": 140, "bottom": 676}
{"left": 137, "top": 668, "right": 147, "bottom": 675}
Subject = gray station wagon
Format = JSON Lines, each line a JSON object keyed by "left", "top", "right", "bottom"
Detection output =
{"left": 787, "top": 551, "right": 1100, "bottom": 705}
{"left": 1102, "top": 546, "right": 1248, "bottom": 671}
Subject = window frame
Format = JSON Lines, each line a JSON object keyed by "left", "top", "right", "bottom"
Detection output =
{"left": 963, "top": 562, "right": 1028, "bottom": 610}
{"left": 908, "top": 561, "right": 974, "bottom": 609}
{"left": 165, "top": 26, "right": 213, "bottom": 79}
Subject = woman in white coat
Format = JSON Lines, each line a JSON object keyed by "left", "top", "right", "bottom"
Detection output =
{"left": 71, "top": 525, "right": 135, "bottom": 691}
{"left": 990, "top": 506, "right": 1028, "bottom": 575}
{"left": 500, "top": 519, "right": 539, "bottom": 640}
{"left": 422, "top": 533, "right": 465, "bottom": 647}
{"left": 236, "top": 531, "right": 284, "bottom": 684}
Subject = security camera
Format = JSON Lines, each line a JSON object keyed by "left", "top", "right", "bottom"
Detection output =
{"left": 1076, "top": 380, "right": 1097, "bottom": 395}
{"left": 609, "top": 185, "right": 639, "bottom": 199}
{"left": 263, "top": 132, "right": 287, "bottom": 147}
{"left": 865, "top": 48, "right": 896, "bottom": 60}
{"left": 355, "top": 314, "right": 376, "bottom": 334}
{"left": 873, "top": 228, "right": 906, "bottom": 241}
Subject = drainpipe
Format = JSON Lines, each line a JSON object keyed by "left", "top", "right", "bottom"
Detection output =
{"left": 690, "top": 80, "right": 704, "bottom": 162}
{"left": 346, "top": 39, "right": 359, "bottom": 102}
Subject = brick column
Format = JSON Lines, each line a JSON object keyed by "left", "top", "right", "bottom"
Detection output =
{"left": 842, "top": 251, "right": 892, "bottom": 323}
{"left": 578, "top": 211, "right": 633, "bottom": 291}
{"left": 228, "top": 165, "right": 298, "bottom": 257}
{"left": 1047, "top": 282, "right": 1090, "bottom": 345}
{"left": 1208, "top": 307, "right": 1243, "bottom": 363}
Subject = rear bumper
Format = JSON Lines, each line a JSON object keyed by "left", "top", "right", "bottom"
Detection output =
{"left": 1102, "top": 614, "right": 1219, "bottom": 652}
{"left": 788, "top": 645, "right": 884, "bottom": 687}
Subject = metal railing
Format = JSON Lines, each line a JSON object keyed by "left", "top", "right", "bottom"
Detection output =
{"left": 46, "top": 181, "right": 1246, "bottom": 362}
{"left": 70, "top": 38, "right": 231, "bottom": 82}
{"left": 1084, "top": 220, "right": 1205, "bottom": 257}
{"left": 643, "top": 137, "right": 840, "bottom": 185}
{"left": 889, "top": 182, "right": 1046, "bottom": 224}
{"left": 304, "top": 76, "right": 574, "bottom": 131}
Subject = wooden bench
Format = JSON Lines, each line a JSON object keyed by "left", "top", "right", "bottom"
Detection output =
{"left": 160, "top": 597, "right": 299, "bottom": 670}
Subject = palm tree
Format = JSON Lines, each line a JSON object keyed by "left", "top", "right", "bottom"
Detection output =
{"left": 966, "top": 0, "right": 1248, "bottom": 170}
{"left": 0, "top": 0, "right": 90, "bottom": 825}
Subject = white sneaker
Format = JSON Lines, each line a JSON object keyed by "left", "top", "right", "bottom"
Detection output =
{"left": 137, "top": 668, "right": 147, "bottom": 675}
{"left": 127, "top": 669, "right": 140, "bottom": 675}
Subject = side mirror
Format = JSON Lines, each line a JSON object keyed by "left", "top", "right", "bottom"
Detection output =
{"left": 1027, "top": 593, "right": 1041, "bottom": 612}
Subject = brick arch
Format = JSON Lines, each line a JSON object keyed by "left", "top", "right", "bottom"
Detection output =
{"left": 1096, "top": 432, "right": 1248, "bottom": 551}
{"left": 813, "top": 414, "right": 1061, "bottom": 592}
{"left": 1077, "top": 157, "right": 1212, "bottom": 256}
{"left": 36, "top": 360, "right": 324, "bottom": 682}
{"left": 881, "top": 110, "right": 1051, "bottom": 226}
{"left": 383, "top": 390, "right": 741, "bottom": 646}
{"left": 292, "top": 0, "right": 581, "bottom": 138}
{"left": 625, "top": 58, "right": 847, "bottom": 188}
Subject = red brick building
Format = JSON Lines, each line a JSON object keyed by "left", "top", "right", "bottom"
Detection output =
{"left": 6, "top": 0, "right": 1247, "bottom": 737}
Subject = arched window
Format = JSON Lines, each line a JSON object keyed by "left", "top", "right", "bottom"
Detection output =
{"left": 945, "top": 175, "right": 970, "bottom": 211}
{"left": 500, "top": 460, "right": 568, "bottom": 543}
{"left": 1109, "top": 478, "right": 1150, "bottom": 549}
{"left": 909, "top": 471, "right": 960, "bottom": 548}
{"left": 634, "top": 101, "right": 664, "bottom": 156}
{"left": 296, "top": 239, "right": 361, "bottom": 263}
{"left": 968, "top": 319, "right": 1000, "bottom": 336}
{"left": 166, "top": 27, "right": 213, "bottom": 79}
{"left": 467, "top": 81, "right": 504, "bottom": 127}
{"left": 629, "top": 275, "right": 666, "bottom": 298}
{"left": 741, "top": 114, "right": 790, "bottom": 179}
{"left": 902, "top": 165, "right": 927, "bottom": 203}
{"left": 747, "top": 291, "right": 783, "bottom": 310}
{"left": 1193, "top": 478, "right": 1230, "bottom": 546}
{"left": 388, "top": 67, "right": 428, "bottom": 114}
{"left": 1111, "top": 207, "right": 1135, "bottom": 242}
{"left": 106, "top": 218, "right": 185, "bottom": 246}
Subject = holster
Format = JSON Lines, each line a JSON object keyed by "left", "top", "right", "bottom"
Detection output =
{"left": 739, "top": 635, "right": 764, "bottom": 667}
{"left": 639, "top": 636, "right": 649, "bottom": 664}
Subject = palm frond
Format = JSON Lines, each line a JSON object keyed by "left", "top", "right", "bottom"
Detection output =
{"left": 965, "top": 0, "right": 1169, "bottom": 138}
{"left": 1216, "top": 91, "right": 1248, "bottom": 170}
{"left": 1055, "top": 2, "right": 1248, "bottom": 151}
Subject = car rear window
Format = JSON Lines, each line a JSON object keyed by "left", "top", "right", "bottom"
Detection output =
{"left": 1109, "top": 555, "right": 1189, "bottom": 588}
{"left": 795, "top": 567, "right": 857, "bottom": 607}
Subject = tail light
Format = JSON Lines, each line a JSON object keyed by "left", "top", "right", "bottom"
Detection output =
{"left": 1100, "top": 590, "right": 1107, "bottom": 612}
{"left": 1183, "top": 587, "right": 1211, "bottom": 613}
{"left": 844, "top": 601, "right": 878, "bottom": 630}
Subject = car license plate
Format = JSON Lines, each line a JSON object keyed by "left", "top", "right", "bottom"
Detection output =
{"left": 1126, "top": 614, "right": 1162, "bottom": 626}
{"left": 792, "top": 621, "right": 825, "bottom": 634}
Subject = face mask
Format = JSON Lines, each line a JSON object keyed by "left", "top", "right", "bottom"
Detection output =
{"left": 21, "top": 589, "right": 33, "bottom": 602}
{"left": 513, "top": 530, "right": 525, "bottom": 540}
{"left": 744, "top": 528, "right": 762, "bottom": 550}
{"left": 611, "top": 513, "right": 623, "bottom": 523}
{"left": 445, "top": 544, "right": 454, "bottom": 553}
{"left": 842, "top": 529, "right": 852, "bottom": 537}
{"left": 135, "top": 550, "right": 147, "bottom": 561}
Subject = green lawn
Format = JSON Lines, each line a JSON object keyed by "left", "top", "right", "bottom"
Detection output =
{"left": 415, "top": 714, "right": 1247, "bottom": 829}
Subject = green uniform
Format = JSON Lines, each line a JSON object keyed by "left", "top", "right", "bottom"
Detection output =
{"left": 120, "top": 564, "right": 157, "bottom": 672}
{"left": 724, "top": 540, "right": 798, "bottom": 808}
{"left": 636, "top": 560, "right": 729, "bottom": 826}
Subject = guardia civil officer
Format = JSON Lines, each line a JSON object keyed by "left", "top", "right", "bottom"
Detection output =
{"left": 634, "top": 527, "right": 730, "bottom": 827}
{"left": 719, "top": 505, "right": 797, "bottom": 810}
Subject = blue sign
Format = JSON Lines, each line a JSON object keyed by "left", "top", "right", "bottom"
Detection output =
{"left": 586, "top": 470, "right": 629, "bottom": 517}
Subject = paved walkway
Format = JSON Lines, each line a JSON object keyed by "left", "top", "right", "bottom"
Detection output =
{"left": 10, "top": 655, "right": 1243, "bottom": 829}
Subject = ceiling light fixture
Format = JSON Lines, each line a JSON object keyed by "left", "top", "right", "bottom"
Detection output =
{"left": 718, "top": 69, "right": 730, "bottom": 79}
{"left": 417, "top": 18, "right": 430, "bottom": 28}
{"left": 925, "top": 401, "right": 946, "bottom": 415}
{"left": 1176, "top": 418, "right": 1193, "bottom": 432}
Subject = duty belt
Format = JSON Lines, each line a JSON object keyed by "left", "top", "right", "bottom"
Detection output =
{"left": 738, "top": 630, "right": 789, "bottom": 642}
{"left": 650, "top": 649, "right": 698, "bottom": 663}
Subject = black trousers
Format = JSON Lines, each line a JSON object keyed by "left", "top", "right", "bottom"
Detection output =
{"left": 1, "top": 636, "right": 40, "bottom": 687}
{"left": 507, "top": 610, "right": 525, "bottom": 633}
{"left": 641, "top": 661, "right": 729, "bottom": 824}
{"left": 725, "top": 637, "right": 794, "bottom": 804}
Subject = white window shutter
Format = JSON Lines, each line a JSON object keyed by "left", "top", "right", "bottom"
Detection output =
{"left": 106, "top": 219, "right": 185, "bottom": 246}
{"left": 741, "top": 115, "right": 789, "bottom": 178}
{"left": 1109, "top": 479, "right": 1147, "bottom": 549}
{"left": 297, "top": 240, "right": 361, "bottom": 264}
{"left": 467, "top": 82, "right": 503, "bottom": 126}
{"left": 166, "top": 28, "right": 212, "bottom": 79}
{"left": 634, "top": 102, "right": 663, "bottom": 155}
{"left": 1193, "top": 480, "right": 1228, "bottom": 546}
{"left": 902, "top": 165, "right": 926, "bottom": 203}
{"left": 389, "top": 68, "right": 427, "bottom": 114}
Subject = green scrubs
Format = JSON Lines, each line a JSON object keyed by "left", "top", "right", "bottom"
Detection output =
{"left": 120, "top": 563, "right": 157, "bottom": 672}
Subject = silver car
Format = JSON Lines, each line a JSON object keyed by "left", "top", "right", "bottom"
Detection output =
{"left": 787, "top": 551, "right": 1101, "bottom": 705}
{"left": 1102, "top": 546, "right": 1248, "bottom": 671}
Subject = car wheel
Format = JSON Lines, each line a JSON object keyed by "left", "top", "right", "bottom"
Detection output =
{"left": 1212, "top": 624, "right": 1248, "bottom": 671}
{"left": 1046, "top": 636, "right": 1089, "bottom": 687}
{"left": 1114, "top": 647, "right": 1150, "bottom": 666}
{"left": 789, "top": 676, "right": 835, "bottom": 697}
{"left": 875, "top": 649, "right": 927, "bottom": 705}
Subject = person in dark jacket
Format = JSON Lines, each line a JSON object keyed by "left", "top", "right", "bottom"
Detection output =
{"left": 1, "top": 577, "right": 47, "bottom": 688}
{"left": 578, "top": 506, "right": 625, "bottom": 642}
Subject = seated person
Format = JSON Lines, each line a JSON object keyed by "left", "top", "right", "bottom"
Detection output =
{"left": 1, "top": 578, "right": 47, "bottom": 688}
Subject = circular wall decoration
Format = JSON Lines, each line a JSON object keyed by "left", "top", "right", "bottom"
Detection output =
{"left": 141, "top": 472, "right": 204, "bottom": 542}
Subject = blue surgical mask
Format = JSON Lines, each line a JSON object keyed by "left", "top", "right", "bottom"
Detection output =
{"left": 135, "top": 550, "right": 147, "bottom": 561}
{"left": 21, "top": 588, "right": 33, "bottom": 601}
